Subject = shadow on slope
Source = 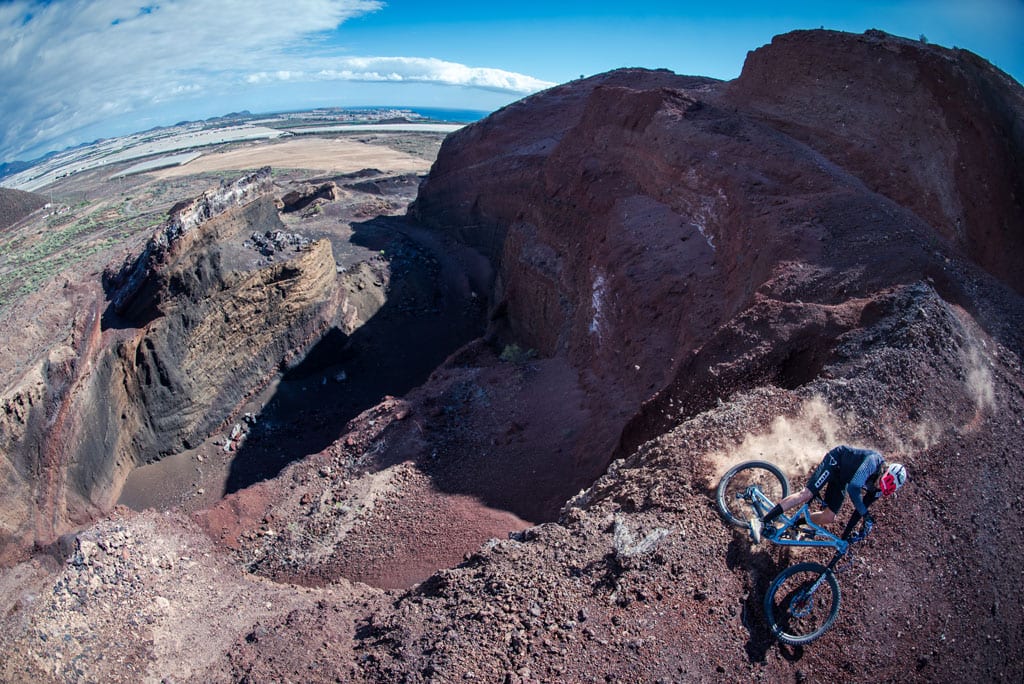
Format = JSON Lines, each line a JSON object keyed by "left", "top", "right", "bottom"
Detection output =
{"left": 223, "top": 216, "right": 485, "bottom": 494}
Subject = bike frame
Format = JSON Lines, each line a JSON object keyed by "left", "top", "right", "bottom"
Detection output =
{"left": 742, "top": 485, "right": 850, "bottom": 556}
{"left": 771, "top": 505, "right": 850, "bottom": 556}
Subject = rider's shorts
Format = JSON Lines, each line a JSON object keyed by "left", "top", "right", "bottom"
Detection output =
{"left": 807, "top": 454, "right": 845, "bottom": 514}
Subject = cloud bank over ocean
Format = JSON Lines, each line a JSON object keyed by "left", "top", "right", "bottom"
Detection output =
{"left": 0, "top": 0, "right": 554, "bottom": 162}
{"left": 245, "top": 57, "right": 553, "bottom": 94}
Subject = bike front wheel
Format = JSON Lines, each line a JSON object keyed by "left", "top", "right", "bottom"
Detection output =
{"left": 764, "top": 562, "right": 841, "bottom": 645}
{"left": 715, "top": 460, "right": 791, "bottom": 527}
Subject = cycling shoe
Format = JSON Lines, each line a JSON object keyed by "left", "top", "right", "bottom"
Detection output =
{"left": 749, "top": 518, "right": 763, "bottom": 544}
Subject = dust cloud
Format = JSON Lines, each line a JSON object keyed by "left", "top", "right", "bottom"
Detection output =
{"left": 900, "top": 419, "right": 944, "bottom": 454}
{"left": 965, "top": 347, "right": 997, "bottom": 416}
{"left": 709, "top": 396, "right": 857, "bottom": 485}
{"left": 709, "top": 345, "right": 997, "bottom": 486}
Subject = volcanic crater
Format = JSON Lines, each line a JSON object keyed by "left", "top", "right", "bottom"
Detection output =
{"left": 2, "top": 28, "right": 1024, "bottom": 683}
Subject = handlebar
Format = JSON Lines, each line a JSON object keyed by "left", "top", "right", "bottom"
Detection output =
{"left": 846, "top": 518, "right": 873, "bottom": 543}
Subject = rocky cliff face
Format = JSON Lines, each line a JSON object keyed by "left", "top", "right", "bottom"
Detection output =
{"left": 0, "top": 169, "right": 341, "bottom": 562}
{"left": 724, "top": 29, "right": 1024, "bottom": 293}
{"left": 105, "top": 167, "right": 279, "bottom": 322}
{"left": 411, "top": 38, "right": 1024, "bottom": 474}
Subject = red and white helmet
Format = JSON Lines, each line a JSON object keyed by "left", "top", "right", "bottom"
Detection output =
{"left": 879, "top": 463, "right": 907, "bottom": 496}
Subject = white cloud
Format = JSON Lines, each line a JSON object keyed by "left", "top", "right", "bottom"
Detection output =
{"left": 0, "top": 0, "right": 555, "bottom": 162}
{"left": 247, "top": 56, "right": 555, "bottom": 93}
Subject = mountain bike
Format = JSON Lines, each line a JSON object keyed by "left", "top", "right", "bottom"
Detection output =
{"left": 716, "top": 460, "right": 869, "bottom": 645}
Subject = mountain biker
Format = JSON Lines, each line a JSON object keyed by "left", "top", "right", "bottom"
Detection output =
{"left": 749, "top": 445, "right": 907, "bottom": 543}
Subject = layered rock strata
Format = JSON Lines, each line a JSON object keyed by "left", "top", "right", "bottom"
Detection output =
{"left": 1, "top": 170, "right": 341, "bottom": 562}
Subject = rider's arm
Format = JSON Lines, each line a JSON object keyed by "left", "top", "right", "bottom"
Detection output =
{"left": 847, "top": 481, "right": 869, "bottom": 516}
{"left": 840, "top": 513, "right": 861, "bottom": 540}
{"left": 841, "top": 489, "right": 881, "bottom": 540}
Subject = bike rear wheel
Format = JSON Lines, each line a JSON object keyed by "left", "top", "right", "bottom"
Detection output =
{"left": 764, "top": 562, "right": 841, "bottom": 645}
{"left": 715, "top": 461, "right": 790, "bottom": 527}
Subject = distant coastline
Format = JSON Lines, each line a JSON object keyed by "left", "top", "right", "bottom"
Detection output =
{"left": 0, "top": 106, "right": 488, "bottom": 191}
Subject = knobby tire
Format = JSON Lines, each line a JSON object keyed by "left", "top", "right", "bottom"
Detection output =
{"left": 715, "top": 460, "right": 791, "bottom": 527}
{"left": 764, "top": 561, "right": 841, "bottom": 645}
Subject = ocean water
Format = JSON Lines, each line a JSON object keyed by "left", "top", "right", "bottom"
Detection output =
{"left": 406, "top": 107, "right": 490, "bottom": 123}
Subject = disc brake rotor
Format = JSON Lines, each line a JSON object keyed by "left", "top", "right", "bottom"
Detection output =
{"left": 789, "top": 589, "right": 814, "bottom": 618}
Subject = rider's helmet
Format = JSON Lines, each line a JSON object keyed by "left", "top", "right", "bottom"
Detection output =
{"left": 878, "top": 462, "right": 907, "bottom": 496}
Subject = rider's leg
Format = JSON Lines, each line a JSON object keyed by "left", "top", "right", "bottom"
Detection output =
{"left": 751, "top": 486, "right": 811, "bottom": 543}
{"left": 809, "top": 508, "right": 836, "bottom": 526}
{"left": 762, "top": 487, "right": 812, "bottom": 524}
{"left": 765, "top": 455, "right": 836, "bottom": 525}
{"left": 809, "top": 484, "right": 843, "bottom": 527}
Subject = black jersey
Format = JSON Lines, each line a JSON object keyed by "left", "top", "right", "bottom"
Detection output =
{"left": 808, "top": 445, "right": 884, "bottom": 515}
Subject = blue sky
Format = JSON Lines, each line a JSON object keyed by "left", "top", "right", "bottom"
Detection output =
{"left": 2, "top": 0, "right": 1022, "bottom": 164}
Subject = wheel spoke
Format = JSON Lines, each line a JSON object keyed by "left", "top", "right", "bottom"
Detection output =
{"left": 717, "top": 462, "right": 789, "bottom": 526}
{"left": 765, "top": 564, "right": 841, "bottom": 644}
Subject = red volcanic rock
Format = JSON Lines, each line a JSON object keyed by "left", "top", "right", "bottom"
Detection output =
{"left": 395, "top": 28, "right": 1024, "bottom": 681}
{"left": 412, "top": 39, "right": 1024, "bottom": 467}
{"left": 724, "top": 29, "right": 1024, "bottom": 293}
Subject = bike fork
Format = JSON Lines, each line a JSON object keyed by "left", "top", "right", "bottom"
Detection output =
{"left": 806, "top": 571, "right": 830, "bottom": 595}
{"left": 825, "top": 551, "right": 846, "bottom": 573}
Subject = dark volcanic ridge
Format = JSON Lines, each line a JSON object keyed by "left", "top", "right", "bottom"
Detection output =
{"left": 1, "top": 28, "right": 1023, "bottom": 683}
{"left": 0, "top": 187, "right": 48, "bottom": 231}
